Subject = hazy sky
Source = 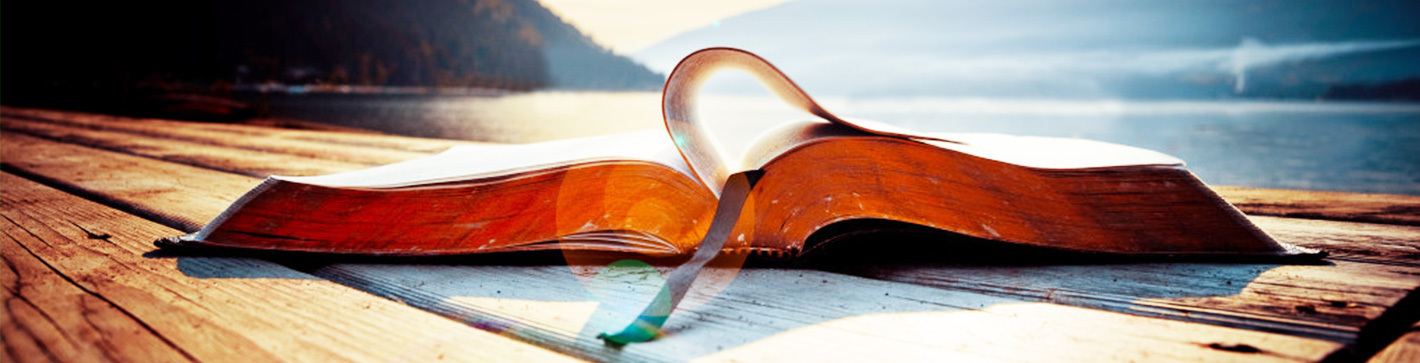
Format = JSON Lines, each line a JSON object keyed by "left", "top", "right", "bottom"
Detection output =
{"left": 534, "top": 0, "right": 793, "bottom": 54}
{"left": 536, "top": 0, "right": 1419, "bottom": 99}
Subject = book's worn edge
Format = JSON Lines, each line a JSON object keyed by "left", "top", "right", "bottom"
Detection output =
{"left": 155, "top": 177, "right": 281, "bottom": 249}
{"left": 196, "top": 177, "right": 281, "bottom": 240}
{"left": 153, "top": 233, "right": 201, "bottom": 249}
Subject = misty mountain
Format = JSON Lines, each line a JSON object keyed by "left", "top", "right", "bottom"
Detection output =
{"left": 3, "top": 0, "right": 663, "bottom": 94}
{"left": 634, "top": 0, "right": 1420, "bottom": 100}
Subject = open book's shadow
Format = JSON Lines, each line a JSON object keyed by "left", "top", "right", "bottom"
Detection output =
{"left": 794, "top": 219, "right": 1328, "bottom": 267}
{"left": 149, "top": 227, "right": 1332, "bottom": 360}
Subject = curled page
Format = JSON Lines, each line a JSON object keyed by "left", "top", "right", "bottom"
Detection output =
{"left": 662, "top": 47, "right": 959, "bottom": 195}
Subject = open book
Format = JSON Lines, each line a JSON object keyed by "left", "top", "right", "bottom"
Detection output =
{"left": 160, "top": 48, "right": 1317, "bottom": 261}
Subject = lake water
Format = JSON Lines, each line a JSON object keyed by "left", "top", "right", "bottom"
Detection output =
{"left": 261, "top": 92, "right": 1420, "bottom": 195}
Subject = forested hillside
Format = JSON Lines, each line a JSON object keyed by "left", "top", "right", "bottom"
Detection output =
{"left": 3, "top": 0, "right": 664, "bottom": 95}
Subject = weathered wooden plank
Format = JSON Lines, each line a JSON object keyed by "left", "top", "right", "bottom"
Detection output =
{"left": 0, "top": 107, "right": 449, "bottom": 165}
{"left": 835, "top": 256, "right": 1420, "bottom": 342}
{"left": 2, "top": 238, "right": 193, "bottom": 363}
{"left": 2, "top": 116, "right": 373, "bottom": 177}
{"left": 2, "top": 132, "right": 255, "bottom": 231}
{"left": 1, "top": 173, "right": 581, "bottom": 362}
{"left": 2, "top": 111, "right": 1352, "bottom": 361}
{"left": 2, "top": 105, "right": 474, "bottom": 154}
{"left": 1213, "top": 186, "right": 1420, "bottom": 226}
{"left": 1249, "top": 216, "right": 1420, "bottom": 267}
{"left": 1370, "top": 322, "right": 1420, "bottom": 363}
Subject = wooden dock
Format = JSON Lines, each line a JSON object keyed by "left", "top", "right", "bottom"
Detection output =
{"left": 3, "top": 105, "right": 1418, "bottom": 362}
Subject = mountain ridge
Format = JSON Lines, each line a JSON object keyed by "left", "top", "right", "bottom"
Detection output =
{"left": 2, "top": 0, "right": 664, "bottom": 95}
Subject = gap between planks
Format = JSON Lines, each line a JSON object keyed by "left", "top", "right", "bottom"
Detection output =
{"left": 3, "top": 230, "right": 197, "bottom": 363}
{"left": 1368, "top": 321, "right": 1420, "bottom": 363}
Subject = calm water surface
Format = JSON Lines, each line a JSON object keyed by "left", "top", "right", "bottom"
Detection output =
{"left": 263, "top": 92, "right": 1420, "bottom": 195}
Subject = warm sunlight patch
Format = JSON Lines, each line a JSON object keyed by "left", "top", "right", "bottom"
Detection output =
{"left": 444, "top": 297, "right": 601, "bottom": 334}
{"left": 697, "top": 303, "right": 1340, "bottom": 362}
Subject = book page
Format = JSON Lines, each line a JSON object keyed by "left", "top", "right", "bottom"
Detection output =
{"left": 278, "top": 129, "right": 695, "bottom": 188}
{"left": 822, "top": 117, "right": 1184, "bottom": 169}
{"left": 744, "top": 120, "right": 1183, "bottom": 171}
{"left": 919, "top": 133, "right": 1184, "bottom": 169}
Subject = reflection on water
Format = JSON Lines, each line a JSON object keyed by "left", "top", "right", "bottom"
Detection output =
{"left": 261, "top": 92, "right": 1420, "bottom": 195}
{"left": 263, "top": 92, "right": 666, "bottom": 143}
